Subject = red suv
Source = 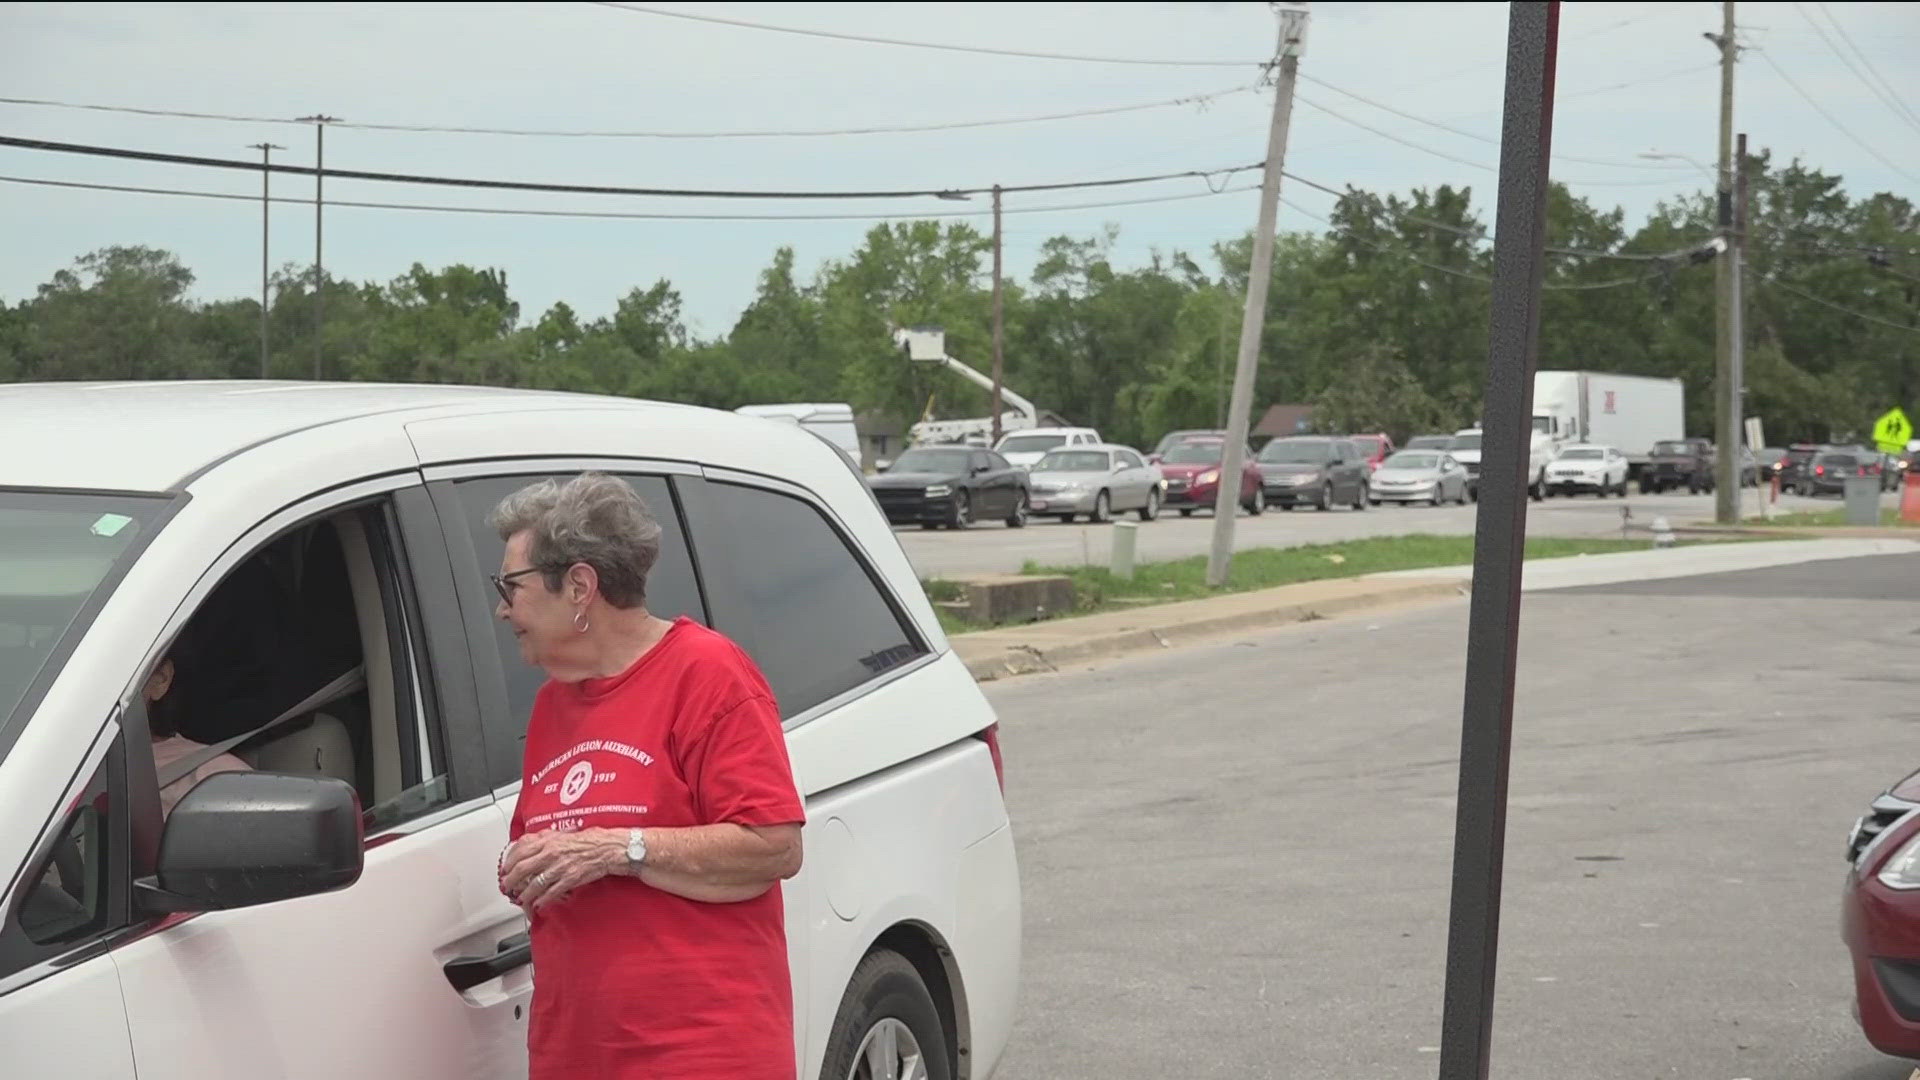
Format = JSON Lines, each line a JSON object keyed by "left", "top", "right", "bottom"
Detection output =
{"left": 1156, "top": 438, "right": 1265, "bottom": 517}
{"left": 1842, "top": 766, "right": 1920, "bottom": 1058}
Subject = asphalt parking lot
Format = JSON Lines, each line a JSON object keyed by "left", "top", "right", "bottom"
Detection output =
{"left": 986, "top": 551, "right": 1920, "bottom": 1078}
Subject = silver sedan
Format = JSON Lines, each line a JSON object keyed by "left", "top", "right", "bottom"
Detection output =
{"left": 1368, "top": 450, "right": 1471, "bottom": 505}
{"left": 1025, "top": 444, "right": 1164, "bottom": 523}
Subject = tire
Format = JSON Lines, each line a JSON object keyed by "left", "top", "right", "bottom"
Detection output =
{"left": 1005, "top": 495, "right": 1028, "bottom": 528}
{"left": 1179, "top": 508, "right": 1193, "bottom": 518}
{"left": 1055, "top": 514, "right": 1075, "bottom": 524}
{"left": 1315, "top": 482, "right": 1333, "bottom": 512}
{"left": 1138, "top": 489, "right": 1160, "bottom": 522}
{"left": 1454, "top": 483, "right": 1468, "bottom": 506}
{"left": 818, "top": 949, "right": 952, "bottom": 1080}
{"left": 1429, "top": 486, "right": 1445, "bottom": 507}
{"left": 1529, "top": 475, "right": 1544, "bottom": 502}
{"left": 947, "top": 492, "right": 971, "bottom": 530}
{"left": 1244, "top": 487, "right": 1265, "bottom": 516}
{"left": 1352, "top": 482, "right": 1367, "bottom": 511}
{"left": 1091, "top": 490, "right": 1112, "bottom": 524}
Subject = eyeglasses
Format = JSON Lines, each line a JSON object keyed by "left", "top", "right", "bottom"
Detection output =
{"left": 490, "top": 567, "right": 545, "bottom": 605}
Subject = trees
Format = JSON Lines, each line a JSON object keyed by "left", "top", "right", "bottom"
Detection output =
{"left": 3, "top": 156, "right": 1911, "bottom": 451}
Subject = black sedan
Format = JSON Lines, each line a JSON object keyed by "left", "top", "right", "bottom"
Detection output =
{"left": 867, "top": 446, "right": 1030, "bottom": 530}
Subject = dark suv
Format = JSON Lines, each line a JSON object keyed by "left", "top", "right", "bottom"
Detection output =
{"left": 1642, "top": 438, "right": 1715, "bottom": 494}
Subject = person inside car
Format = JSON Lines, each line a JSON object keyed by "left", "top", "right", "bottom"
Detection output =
{"left": 144, "top": 653, "right": 252, "bottom": 818}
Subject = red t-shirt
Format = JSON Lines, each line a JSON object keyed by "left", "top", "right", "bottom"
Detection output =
{"left": 509, "top": 617, "right": 806, "bottom": 1080}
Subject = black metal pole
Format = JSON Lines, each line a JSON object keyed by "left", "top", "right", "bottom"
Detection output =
{"left": 1437, "top": 4, "right": 1559, "bottom": 1079}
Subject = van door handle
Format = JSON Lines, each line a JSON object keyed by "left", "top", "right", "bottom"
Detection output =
{"left": 443, "top": 932, "right": 532, "bottom": 991}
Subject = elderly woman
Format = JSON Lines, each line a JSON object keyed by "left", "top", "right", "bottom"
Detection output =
{"left": 492, "top": 472, "right": 804, "bottom": 1080}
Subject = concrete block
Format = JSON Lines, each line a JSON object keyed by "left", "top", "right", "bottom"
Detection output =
{"left": 951, "top": 573, "right": 1076, "bottom": 625}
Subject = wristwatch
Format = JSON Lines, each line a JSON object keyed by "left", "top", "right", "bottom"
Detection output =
{"left": 625, "top": 828, "right": 648, "bottom": 874}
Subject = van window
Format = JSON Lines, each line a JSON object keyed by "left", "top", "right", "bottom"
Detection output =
{"left": 706, "top": 482, "right": 924, "bottom": 718}
{"left": 0, "top": 491, "right": 167, "bottom": 738}
{"left": 151, "top": 503, "right": 454, "bottom": 836}
{"left": 2, "top": 736, "right": 126, "bottom": 980}
{"left": 450, "top": 474, "right": 705, "bottom": 786}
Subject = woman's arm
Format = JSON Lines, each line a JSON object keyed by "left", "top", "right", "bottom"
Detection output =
{"left": 500, "top": 823, "right": 802, "bottom": 911}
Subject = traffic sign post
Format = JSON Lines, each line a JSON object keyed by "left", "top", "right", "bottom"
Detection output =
{"left": 1873, "top": 407, "right": 1913, "bottom": 455}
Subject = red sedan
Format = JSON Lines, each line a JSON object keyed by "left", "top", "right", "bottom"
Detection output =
{"left": 1155, "top": 439, "right": 1265, "bottom": 517}
{"left": 1842, "top": 767, "right": 1920, "bottom": 1059}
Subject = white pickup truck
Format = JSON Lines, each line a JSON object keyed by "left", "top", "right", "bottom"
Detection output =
{"left": 1446, "top": 426, "right": 1558, "bottom": 502}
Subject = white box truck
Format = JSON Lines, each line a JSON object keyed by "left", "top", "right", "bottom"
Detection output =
{"left": 1531, "top": 371, "right": 1685, "bottom": 478}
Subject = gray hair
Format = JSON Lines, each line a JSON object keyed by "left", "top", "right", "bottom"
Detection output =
{"left": 488, "top": 472, "right": 663, "bottom": 609}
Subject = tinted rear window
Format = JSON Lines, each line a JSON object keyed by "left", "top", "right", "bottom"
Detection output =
{"left": 707, "top": 483, "right": 924, "bottom": 718}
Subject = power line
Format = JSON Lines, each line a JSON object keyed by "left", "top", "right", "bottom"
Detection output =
{"left": 1797, "top": 3, "right": 1920, "bottom": 136}
{"left": 0, "top": 166, "right": 1696, "bottom": 292}
{"left": 1290, "top": 96, "right": 1690, "bottom": 188}
{"left": 1295, "top": 73, "right": 1693, "bottom": 171}
{"left": 0, "top": 133, "right": 1261, "bottom": 200}
{"left": 1816, "top": 2, "right": 1920, "bottom": 129}
{"left": 1280, "top": 198, "right": 1678, "bottom": 292}
{"left": 0, "top": 171, "right": 1261, "bottom": 221}
{"left": 1768, "top": 279, "right": 1920, "bottom": 334}
{"left": 0, "top": 85, "right": 1257, "bottom": 139}
{"left": 1558, "top": 61, "right": 1720, "bottom": 100}
{"left": 1753, "top": 49, "right": 1920, "bottom": 184}
{"left": 590, "top": 2, "right": 1264, "bottom": 68}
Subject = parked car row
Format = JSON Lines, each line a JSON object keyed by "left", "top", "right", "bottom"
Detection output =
{"left": 1759, "top": 442, "right": 1906, "bottom": 496}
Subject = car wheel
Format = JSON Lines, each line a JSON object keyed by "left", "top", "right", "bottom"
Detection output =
{"left": 1278, "top": 501, "right": 1295, "bottom": 511}
{"left": 1352, "top": 483, "right": 1367, "bottom": 511}
{"left": 818, "top": 949, "right": 952, "bottom": 1080}
{"left": 1529, "top": 475, "right": 1544, "bottom": 502}
{"left": 1245, "top": 487, "right": 1265, "bottom": 516}
{"left": 1179, "top": 508, "right": 1193, "bottom": 517}
{"left": 1316, "top": 482, "right": 1333, "bottom": 511}
{"left": 1055, "top": 514, "right": 1075, "bottom": 524}
{"left": 1091, "top": 490, "right": 1111, "bottom": 524}
{"left": 948, "top": 492, "right": 971, "bottom": 530}
{"left": 1138, "top": 489, "right": 1160, "bottom": 522}
{"left": 1006, "top": 496, "right": 1028, "bottom": 528}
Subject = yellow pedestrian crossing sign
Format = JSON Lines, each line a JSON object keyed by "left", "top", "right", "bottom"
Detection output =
{"left": 1874, "top": 407, "right": 1913, "bottom": 454}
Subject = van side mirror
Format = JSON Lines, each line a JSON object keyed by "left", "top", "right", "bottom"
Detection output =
{"left": 137, "top": 772, "right": 363, "bottom": 914}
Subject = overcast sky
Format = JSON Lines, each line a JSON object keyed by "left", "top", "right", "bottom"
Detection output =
{"left": 2, "top": 1, "right": 1915, "bottom": 337}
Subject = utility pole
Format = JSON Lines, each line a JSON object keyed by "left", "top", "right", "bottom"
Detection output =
{"left": 248, "top": 142, "right": 284, "bottom": 379}
{"left": 991, "top": 184, "right": 1006, "bottom": 448}
{"left": 1708, "top": 3, "right": 1737, "bottom": 521}
{"left": 1733, "top": 130, "right": 1749, "bottom": 518}
{"left": 296, "top": 114, "right": 339, "bottom": 381}
{"left": 1208, "top": 2, "right": 1308, "bottom": 588}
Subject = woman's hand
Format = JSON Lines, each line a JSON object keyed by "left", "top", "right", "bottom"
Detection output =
{"left": 499, "top": 828, "right": 626, "bottom": 912}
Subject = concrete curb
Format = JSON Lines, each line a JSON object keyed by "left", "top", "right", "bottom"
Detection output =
{"left": 953, "top": 577, "right": 1468, "bottom": 683}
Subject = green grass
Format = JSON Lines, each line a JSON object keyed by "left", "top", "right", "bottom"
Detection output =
{"left": 927, "top": 533, "right": 1750, "bottom": 635}
{"left": 1745, "top": 507, "right": 1913, "bottom": 528}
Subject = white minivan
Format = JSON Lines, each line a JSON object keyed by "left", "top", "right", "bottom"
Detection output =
{"left": 0, "top": 381, "right": 1021, "bottom": 1080}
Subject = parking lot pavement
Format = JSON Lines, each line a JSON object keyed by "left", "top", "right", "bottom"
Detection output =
{"left": 985, "top": 553, "right": 1920, "bottom": 1079}
{"left": 897, "top": 488, "right": 1900, "bottom": 578}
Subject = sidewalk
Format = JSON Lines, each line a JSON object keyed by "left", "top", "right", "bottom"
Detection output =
{"left": 949, "top": 537, "right": 1920, "bottom": 683}
{"left": 950, "top": 574, "right": 1466, "bottom": 682}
